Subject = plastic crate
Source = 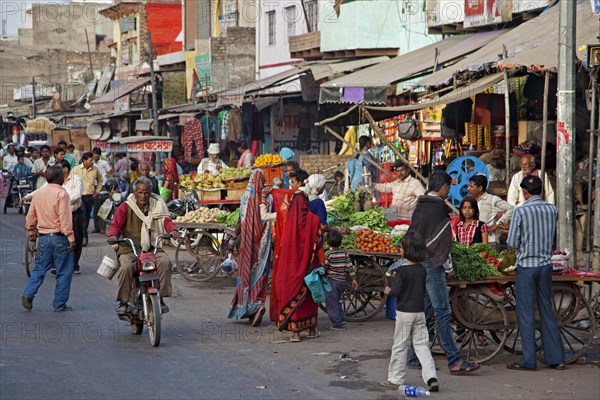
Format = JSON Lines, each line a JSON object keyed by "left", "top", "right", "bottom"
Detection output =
{"left": 261, "top": 166, "right": 283, "bottom": 185}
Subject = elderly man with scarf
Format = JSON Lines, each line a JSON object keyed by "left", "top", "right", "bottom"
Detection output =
{"left": 108, "top": 177, "right": 179, "bottom": 315}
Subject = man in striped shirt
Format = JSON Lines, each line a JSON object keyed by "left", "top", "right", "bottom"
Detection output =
{"left": 374, "top": 162, "right": 425, "bottom": 221}
{"left": 506, "top": 175, "right": 564, "bottom": 371}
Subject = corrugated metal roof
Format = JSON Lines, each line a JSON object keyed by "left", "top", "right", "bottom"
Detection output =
{"left": 90, "top": 78, "right": 151, "bottom": 105}
{"left": 418, "top": 1, "right": 594, "bottom": 87}
{"left": 321, "top": 31, "right": 505, "bottom": 89}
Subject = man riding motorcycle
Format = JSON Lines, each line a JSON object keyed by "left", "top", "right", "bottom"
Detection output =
{"left": 107, "top": 177, "right": 179, "bottom": 315}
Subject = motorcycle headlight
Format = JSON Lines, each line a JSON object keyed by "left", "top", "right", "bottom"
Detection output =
{"left": 111, "top": 192, "right": 122, "bottom": 202}
{"left": 142, "top": 261, "right": 156, "bottom": 271}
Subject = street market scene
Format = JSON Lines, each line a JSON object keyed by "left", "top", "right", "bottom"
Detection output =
{"left": 1, "top": 0, "right": 599, "bottom": 399}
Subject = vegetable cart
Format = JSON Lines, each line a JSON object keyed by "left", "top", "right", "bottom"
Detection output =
{"left": 445, "top": 273, "right": 599, "bottom": 364}
{"left": 173, "top": 222, "right": 236, "bottom": 282}
{"left": 325, "top": 249, "right": 404, "bottom": 322}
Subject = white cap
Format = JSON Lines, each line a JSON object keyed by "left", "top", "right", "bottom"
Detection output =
{"left": 207, "top": 143, "right": 220, "bottom": 155}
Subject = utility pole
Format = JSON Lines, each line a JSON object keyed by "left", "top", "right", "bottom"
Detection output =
{"left": 85, "top": 29, "right": 94, "bottom": 74}
{"left": 147, "top": 32, "right": 160, "bottom": 136}
{"left": 556, "top": 0, "right": 576, "bottom": 266}
{"left": 31, "top": 77, "right": 36, "bottom": 118}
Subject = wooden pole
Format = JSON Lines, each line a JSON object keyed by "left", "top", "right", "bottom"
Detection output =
{"left": 502, "top": 45, "right": 511, "bottom": 189}
{"left": 321, "top": 124, "right": 394, "bottom": 180}
{"left": 361, "top": 107, "right": 459, "bottom": 214}
{"left": 540, "top": 71, "right": 550, "bottom": 198}
{"left": 315, "top": 103, "right": 360, "bottom": 126}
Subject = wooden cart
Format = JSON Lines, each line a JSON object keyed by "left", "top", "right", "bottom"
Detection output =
{"left": 173, "top": 222, "right": 236, "bottom": 282}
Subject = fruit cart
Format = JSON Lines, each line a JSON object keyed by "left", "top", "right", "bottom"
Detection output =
{"left": 173, "top": 221, "right": 236, "bottom": 282}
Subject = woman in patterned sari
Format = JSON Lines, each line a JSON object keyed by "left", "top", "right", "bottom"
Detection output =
{"left": 275, "top": 192, "right": 324, "bottom": 342}
{"left": 227, "top": 170, "right": 272, "bottom": 326}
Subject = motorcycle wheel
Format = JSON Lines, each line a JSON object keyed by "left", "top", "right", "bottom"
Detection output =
{"left": 132, "top": 322, "right": 143, "bottom": 335}
{"left": 147, "top": 294, "right": 161, "bottom": 347}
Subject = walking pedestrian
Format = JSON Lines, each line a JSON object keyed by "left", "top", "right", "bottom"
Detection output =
{"left": 383, "top": 232, "right": 438, "bottom": 392}
{"left": 73, "top": 152, "right": 103, "bottom": 247}
{"left": 506, "top": 175, "right": 565, "bottom": 371}
{"left": 22, "top": 165, "right": 75, "bottom": 312}
{"left": 407, "top": 171, "right": 480, "bottom": 374}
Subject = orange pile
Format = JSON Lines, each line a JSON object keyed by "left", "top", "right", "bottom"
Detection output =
{"left": 355, "top": 230, "right": 399, "bottom": 253}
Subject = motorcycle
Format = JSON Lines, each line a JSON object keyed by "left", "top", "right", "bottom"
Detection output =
{"left": 98, "top": 178, "right": 129, "bottom": 224}
{"left": 108, "top": 233, "right": 171, "bottom": 347}
{"left": 166, "top": 184, "right": 202, "bottom": 249}
{"left": 4, "top": 171, "right": 33, "bottom": 214}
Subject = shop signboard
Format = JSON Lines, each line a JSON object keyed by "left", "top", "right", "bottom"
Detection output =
{"left": 92, "top": 140, "right": 172, "bottom": 153}
{"left": 464, "top": 0, "right": 512, "bottom": 28}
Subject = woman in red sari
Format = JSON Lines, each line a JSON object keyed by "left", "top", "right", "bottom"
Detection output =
{"left": 274, "top": 192, "right": 324, "bottom": 342}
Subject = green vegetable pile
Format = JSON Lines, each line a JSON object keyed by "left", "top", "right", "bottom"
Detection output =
{"left": 328, "top": 192, "right": 389, "bottom": 232}
{"left": 469, "top": 243, "right": 500, "bottom": 258}
{"left": 214, "top": 208, "right": 240, "bottom": 227}
{"left": 323, "top": 231, "right": 358, "bottom": 251}
{"left": 450, "top": 242, "right": 502, "bottom": 282}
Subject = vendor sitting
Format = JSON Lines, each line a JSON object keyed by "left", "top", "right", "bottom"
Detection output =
{"left": 198, "top": 143, "right": 227, "bottom": 175}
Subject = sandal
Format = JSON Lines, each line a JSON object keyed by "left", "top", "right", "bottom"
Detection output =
{"left": 306, "top": 329, "right": 320, "bottom": 338}
{"left": 549, "top": 363, "right": 565, "bottom": 370}
{"left": 506, "top": 362, "right": 536, "bottom": 371}
{"left": 290, "top": 334, "right": 301, "bottom": 342}
{"left": 450, "top": 359, "right": 480, "bottom": 375}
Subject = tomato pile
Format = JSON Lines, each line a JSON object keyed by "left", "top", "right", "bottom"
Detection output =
{"left": 480, "top": 252, "right": 501, "bottom": 268}
{"left": 355, "top": 230, "right": 399, "bottom": 253}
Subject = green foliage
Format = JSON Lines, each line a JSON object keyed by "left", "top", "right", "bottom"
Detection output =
{"left": 451, "top": 242, "right": 502, "bottom": 282}
{"left": 214, "top": 208, "right": 240, "bottom": 227}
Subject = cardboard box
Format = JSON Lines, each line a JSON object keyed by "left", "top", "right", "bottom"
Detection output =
{"left": 226, "top": 189, "right": 245, "bottom": 201}
{"left": 197, "top": 189, "right": 223, "bottom": 201}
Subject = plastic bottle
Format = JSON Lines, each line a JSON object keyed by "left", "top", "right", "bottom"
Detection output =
{"left": 398, "top": 385, "right": 430, "bottom": 398}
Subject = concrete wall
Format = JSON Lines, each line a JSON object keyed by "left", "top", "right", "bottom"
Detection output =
{"left": 320, "top": 0, "right": 435, "bottom": 54}
{"left": 162, "top": 70, "right": 187, "bottom": 108}
{"left": 210, "top": 27, "right": 255, "bottom": 93}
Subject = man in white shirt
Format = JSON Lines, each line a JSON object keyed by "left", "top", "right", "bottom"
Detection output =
{"left": 92, "top": 147, "right": 112, "bottom": 183}
{"left": 507, "top": 154, "right": 554, "bottom": 206}
{"left": 31, "top": 145, "right": 55, "bottom": 189}
{"left": 2, "top": 143, "right": 18, "bottom": 173}
{"left": 468, "top": 174, "right": 514, "bottom": 247}
{"left": 198, "top": 143, "right": 227, "bottom": 175}
{"left": 374, "top": 161, "right": 425, "bottom": 221}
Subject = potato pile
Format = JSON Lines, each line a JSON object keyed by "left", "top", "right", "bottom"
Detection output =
{"left": 174, "top": 207, "right": 230, "bottom": 223}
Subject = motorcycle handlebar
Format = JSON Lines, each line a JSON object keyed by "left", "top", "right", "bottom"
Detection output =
{"left": 108, "top": 234, "right": 173, "bottom": 257}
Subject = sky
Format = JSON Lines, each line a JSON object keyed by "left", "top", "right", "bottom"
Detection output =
{"left": 1, "top": 0, "right": 112, "bottom": 36}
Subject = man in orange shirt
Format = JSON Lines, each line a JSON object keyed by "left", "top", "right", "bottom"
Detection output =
{"left": 22, "top": 165, "right": 75, "bottom": 312}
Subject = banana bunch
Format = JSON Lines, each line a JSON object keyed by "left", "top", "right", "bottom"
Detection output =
{"left": 178, "top": 173, "right": 225, "bottom": 189}
{"left": 254, "top": 153, "right": 284, "bottom": 167}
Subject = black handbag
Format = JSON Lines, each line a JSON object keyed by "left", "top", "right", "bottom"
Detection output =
{"left": 398, "top": 115, "right": 421, "bottom": 140}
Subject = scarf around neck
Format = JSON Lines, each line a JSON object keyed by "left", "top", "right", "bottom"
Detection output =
{"left": 125, "top": 193, "right": 170, "bottom": 251}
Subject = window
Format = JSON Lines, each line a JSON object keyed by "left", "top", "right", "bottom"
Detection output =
{"left": 267, "top": 11, "right": 276, "bottom": 45}
{"left": 306, "top": 0, "right": 319, "bottom": 32}
{"left": 285, "top": 6, "right": 297, "bottom": 38}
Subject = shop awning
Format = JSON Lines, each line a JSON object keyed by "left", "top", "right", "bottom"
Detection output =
{"left": 90, "top": 78, "right": 151, "bottom": 105}
{"left": 317, "top": 72, "right": 504, "bottom": 126}
{"left": 417, "top": 1, "right": 594, "bottom": 88}
{"left": 320, "top": 31, "right": 506, "bottom": 104}
{"left": 216, "top": 57, "right": 389, "bottom": 108}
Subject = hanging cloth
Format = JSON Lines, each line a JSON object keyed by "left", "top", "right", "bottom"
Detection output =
{"left": 182, "top": 118, "right": 204, "bottom": 160}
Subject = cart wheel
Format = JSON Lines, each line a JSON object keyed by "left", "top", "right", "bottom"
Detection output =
{"left": 341, "top": 256, "right": 388, "bottom": 322}
{"left": 23, "top": 239, "right": 36, "bottom": 277}
{"left": 451, "top": 287, "right": 509, "bottom": 364}
{"left": 171, "top": 228, "right": 201, "bottom": 250}
{"left": 540, "top": 284, "right": 595, "bottom": 364}
{"left": 174, "top": 232, "right": 222, "bottom": 282}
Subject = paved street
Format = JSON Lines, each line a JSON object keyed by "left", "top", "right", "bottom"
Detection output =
{"left": 1, "top": 210, "right": 599, "bottom": 400}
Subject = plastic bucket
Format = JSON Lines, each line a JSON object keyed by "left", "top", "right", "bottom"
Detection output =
{"left": 159, "top": 186, "right": 172, "bottom": 201}
{"left": 97, "top": 256, "right": 119, "bottom": 280}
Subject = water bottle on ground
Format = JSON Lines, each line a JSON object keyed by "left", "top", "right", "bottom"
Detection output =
{"left": 398, "top": 385, "right": 430, "bottom": 398}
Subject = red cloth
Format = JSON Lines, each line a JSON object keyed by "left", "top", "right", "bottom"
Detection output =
{"left": 182, "top": 119, "right": 203, "bottom": 160}
{"left": 162, "top": 157, "right": 179, "bottom": 201}
{"left": 274, "top": 193, "right": 324, "bottom": 332}
{"left": 108, "top": 202, "right": 177, "bottom": 239}
{"left": 268, "top": 188, "right": 295, "bottom": 322}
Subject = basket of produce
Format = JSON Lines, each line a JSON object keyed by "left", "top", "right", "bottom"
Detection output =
{"left": 179, "top": 173, "right": 226, "bottom": 190}
{"left": 219, "top": 168, "right": 252, "bottom": 182}
{"left": 254, "top": 153, "right": 284, "bottom": 168}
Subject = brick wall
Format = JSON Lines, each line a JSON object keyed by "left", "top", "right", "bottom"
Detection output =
{"left": 300, "top": 154, "right": 353, "bottom": 179}
{"left": 210, "top": 27, "right": 255, "bottom": 92}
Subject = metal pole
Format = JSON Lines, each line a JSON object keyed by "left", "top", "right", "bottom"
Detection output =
{"left": 556, "top": 0, "right": 576, "bottom": 266}
{"left": 586, "top": 71, "right": 597, "bottom": 270}
{"left": 540, "top": 71, "right": 550, "bottom": 198}
{"left": 147, "top": 32, "right": 160, "bottom": 136}
{"left": 85, "top": 29, "right": 94, "bottom": 74}
{"left": 31, "top": 77, "right": 36, "bottom": 119}
{"left": 502, "top": 45, "right": 511, "bottom": 189}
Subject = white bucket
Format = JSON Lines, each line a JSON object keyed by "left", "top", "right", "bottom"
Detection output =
{"left": 97, "top": 256, "right": 119, "bottom": 280}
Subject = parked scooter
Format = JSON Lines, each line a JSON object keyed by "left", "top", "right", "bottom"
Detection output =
{"left": 108, "top": 233, "right": 172, "bottom": 347}
{"left": 3, "top": 171, "right": 33, "bottom": 214}
{"left": 98, "top": 178, "right": 129, "bottom": 224}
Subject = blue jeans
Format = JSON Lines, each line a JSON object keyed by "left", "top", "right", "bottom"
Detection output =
{"left": 81, "top": 195, "right": 94, "bottom": 239}
{"left": 423, "top": 262, "right": 461, "bottom": 368}
{"left": 324, "top": 278, "right": 347, "bottom": 328}
{"left": 515, "top": 264, "right": 564, "bottom": 369}
{"left": 23, "top": 235, "right": 74, "bottom": 310}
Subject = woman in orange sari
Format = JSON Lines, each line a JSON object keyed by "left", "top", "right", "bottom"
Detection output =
{"left": 162, "top": 157, "right": 179, "bottom": 201}
{"left": 274, "top": 192, "right": 324, "bottom": 342}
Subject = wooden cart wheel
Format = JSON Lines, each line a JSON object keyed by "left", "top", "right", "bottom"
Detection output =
{"left": 174, "top": 232, "right": 223, "bottom": 282}
{"left": 539, "top": 283, "right": 595, "bottom": 364}
{"left": 451, "top": 287, "right": 509, "bottom": 364}
{"left": 341, "top": 256, "right": 388, "bottom": 322}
